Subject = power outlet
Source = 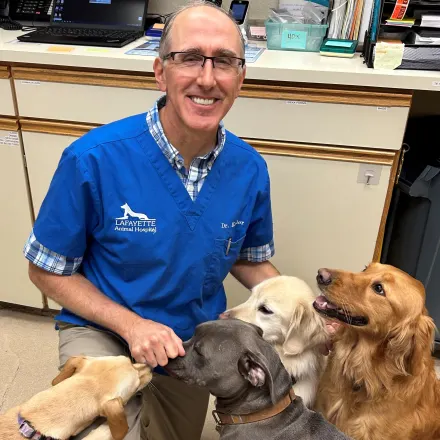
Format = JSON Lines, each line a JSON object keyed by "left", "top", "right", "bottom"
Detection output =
{"left": 357, "top": 164, "right": 382, "bottom": 185}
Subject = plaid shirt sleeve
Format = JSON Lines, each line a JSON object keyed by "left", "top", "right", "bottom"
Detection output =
{"left": 23, "top": 231, "right": 82, "bottom": 276}
{"left": 238, "top": 239, "right": 275, "bottom": 263}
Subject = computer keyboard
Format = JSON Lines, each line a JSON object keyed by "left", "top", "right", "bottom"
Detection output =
{"left": 32, "top": 27, "right": 139, "bottom": 39}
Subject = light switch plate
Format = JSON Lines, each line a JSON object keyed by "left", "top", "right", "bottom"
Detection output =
{"left": 357, "top": 164, "right": 382, "bottom": 185}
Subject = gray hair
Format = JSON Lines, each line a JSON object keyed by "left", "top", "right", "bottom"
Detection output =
{"left": 158, "top": 0, "right": 245, "bottom": 59}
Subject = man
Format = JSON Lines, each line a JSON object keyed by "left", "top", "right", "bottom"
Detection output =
{"left": 23, "top": 1, "right": 280, "bottom": 439}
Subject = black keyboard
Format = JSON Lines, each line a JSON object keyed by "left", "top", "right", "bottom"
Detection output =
{"left": 17, "top": 26, "right": 143, "bottom": 47}
{"left": 33, "top": 27, "right": 137, "bottom": 39}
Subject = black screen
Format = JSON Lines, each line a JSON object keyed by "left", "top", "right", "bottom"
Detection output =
{"left": 230, "top": 2, "right": 248, "bottom": 24}
{"left": 52, "top": 0, "right": 147, "bottom": 29}
{"left": 231, "top": 4, "right": 246, "bottom": 20}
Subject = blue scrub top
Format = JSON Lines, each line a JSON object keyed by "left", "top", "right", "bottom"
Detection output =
{"left": 33, "top": 112, "right": 274, "bottom": 342}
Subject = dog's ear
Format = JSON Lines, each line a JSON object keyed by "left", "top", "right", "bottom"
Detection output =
{"left": 410, "top": 312, "right": 436, "bottom": 376}
{"left": 283, "top": 303, "right": 325, "bottom": 356}
{"left": 238, "top": 347, "right": 290, "bottom": 404}
{"left": 101, "top": 397, "right": 128, "bottom": 440}
{"left": 238, "top": 351, "right": 268, "bottom": 388}
{"left": 386, "top": 311, "right": 435, "bottom": 376}
{"left": 52, "top": 356, "right": 86, "bottom": 386}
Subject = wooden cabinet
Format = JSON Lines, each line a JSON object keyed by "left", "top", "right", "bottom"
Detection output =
{"left": 3, "top": 66, "right": 410, "bottom": 311}
{"left": 20, "top": 120, "right": 399, "bottom": 310}
{"left": 0, "top": 118, "right": 44, "bottom": 308}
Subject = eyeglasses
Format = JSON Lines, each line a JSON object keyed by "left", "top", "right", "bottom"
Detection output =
{"left": 163, "top": 51, "right": 245, "bottom": 78}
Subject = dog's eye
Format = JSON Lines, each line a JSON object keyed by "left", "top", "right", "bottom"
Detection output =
{"left": 258, "top": 304, "right": 273, "bottom": 315}
{"left": 372, "top": 283, "right": 385, "bottom": 296}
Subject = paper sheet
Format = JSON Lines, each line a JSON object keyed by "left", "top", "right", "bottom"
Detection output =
{"left": 244, "top": 46, "right": 265, "bottom": 63}
{"left": 374, "top": 41, "right": 404, "bottom": 70}
{"left": 125, "top": 40, "right": 160, "bottom": 56}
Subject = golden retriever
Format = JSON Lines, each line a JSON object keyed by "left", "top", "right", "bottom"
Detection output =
{"left": 0, "top": 355, "right": 152, "bottom": 440}
{"left": 221, "top": 275, "right": 329, "bottom": 408}
{"left": 313, "top": 263, "right": 440, "bottom": 440}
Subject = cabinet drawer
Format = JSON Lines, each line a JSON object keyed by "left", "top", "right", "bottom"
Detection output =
{"left": 0, "top": 68, "right": 15, "bottom": 116}
{"left": 225, "top": 85, "right": 412, "bottom": 150}
{"left": 0, "top": 118, "right": 44, "bottom": 308}
{"left": 13, "top": 68, "right": 161, "bottom": 124}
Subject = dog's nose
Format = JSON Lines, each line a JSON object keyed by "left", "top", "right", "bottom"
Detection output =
{"left": 317, "top": 268, "right": 332, "bottom": 285}
{"left": 219, "top": 311, "right": 230, "bottom": 320}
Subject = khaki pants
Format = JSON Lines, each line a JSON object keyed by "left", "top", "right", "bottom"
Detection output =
{"left": 58, "top": 323, "right": 210, "bottom": 440}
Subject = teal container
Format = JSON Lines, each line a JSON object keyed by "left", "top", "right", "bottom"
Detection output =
{"left": 265, "top": 20, "right": 329, "bottom": 52}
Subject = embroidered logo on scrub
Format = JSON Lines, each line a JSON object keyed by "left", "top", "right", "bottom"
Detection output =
{"left": 115, "top": 203, "right": 157, "bottom": 234}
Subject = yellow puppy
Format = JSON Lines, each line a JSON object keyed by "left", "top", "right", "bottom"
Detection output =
{"left": 0, "top": 355, "right": 152, "bottom": 440}
{"left": 222, "top": 275, "right": 329, "bottom": 408}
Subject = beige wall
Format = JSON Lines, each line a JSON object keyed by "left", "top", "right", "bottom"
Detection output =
{"left": 148, "top": 0, "right": 279, "bottom": 20}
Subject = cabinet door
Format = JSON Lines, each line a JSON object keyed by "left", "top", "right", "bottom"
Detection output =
{"left": 224, "top": 147, "right": 396, "bottom": 308}
{"left": 0, "top": 121, "right": 44, "bottom": 308}
{"left": 23, "top": 130, "right": 78, "bottom": 217}
{"left": 22, "top": 128, "right": 80, "bottom": 311}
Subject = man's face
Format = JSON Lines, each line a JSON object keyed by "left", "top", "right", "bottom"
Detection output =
{"left": 153, "top": 6, "right": 246, "bottom": 133}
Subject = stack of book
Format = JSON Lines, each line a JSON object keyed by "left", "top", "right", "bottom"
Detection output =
{"left": 327, "top": 0, "right": 367, "bottom": 40}
{"left": 145, "top": 23, "right": 164, "bottom": 40}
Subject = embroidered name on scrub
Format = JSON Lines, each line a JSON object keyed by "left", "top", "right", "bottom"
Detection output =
{"left": 222, "top": 220, "right": 244, "bottom": 228}
{"left": 114, "top": 202, "right": 157, "bottom": 233}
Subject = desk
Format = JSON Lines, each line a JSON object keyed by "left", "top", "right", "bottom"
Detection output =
{"left": 0, "top": 29, "right": 438, "bottom": 311}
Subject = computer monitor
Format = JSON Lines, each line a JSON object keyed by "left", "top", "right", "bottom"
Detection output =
{"left": 51, "top": 0, "right": 148, "bottom": 30}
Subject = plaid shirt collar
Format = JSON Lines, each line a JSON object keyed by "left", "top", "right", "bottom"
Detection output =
{"left": 146, "top": 95, "right": 226, "bottom": 173}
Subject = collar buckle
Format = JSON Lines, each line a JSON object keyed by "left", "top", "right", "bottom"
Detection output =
{"left": 212, "top": 410, "right": 223, "bottom": 426}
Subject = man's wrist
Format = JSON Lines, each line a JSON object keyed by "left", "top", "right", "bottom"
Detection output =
{"left": 108, "top": 309, "right": 145, "bottom": 341}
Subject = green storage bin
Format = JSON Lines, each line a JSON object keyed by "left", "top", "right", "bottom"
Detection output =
{"left": 265, "top": 20, "right": 329, "bottom": 52}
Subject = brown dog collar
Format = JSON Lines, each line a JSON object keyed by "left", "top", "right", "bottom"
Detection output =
{"left": 212, "top": 388, "right": 296, "bottom": 426}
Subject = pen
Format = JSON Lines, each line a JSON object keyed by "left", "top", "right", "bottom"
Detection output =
{"left": 226, "top": 237, "right": 232, "bottom": 255}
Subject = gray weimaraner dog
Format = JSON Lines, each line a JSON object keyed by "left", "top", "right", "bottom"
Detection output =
{"left": 165, "top": 319, "right": 352, "bottom": 440}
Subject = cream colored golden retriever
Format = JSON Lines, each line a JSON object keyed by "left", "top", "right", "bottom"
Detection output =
{"left": 0, "top": 355, "right": 152, "bottom": 440}
{"left": 313, "top": 263, "right": 440, "bottom": 440}
{"left": 221, "top": 275, "right": 329, "bottom": 408}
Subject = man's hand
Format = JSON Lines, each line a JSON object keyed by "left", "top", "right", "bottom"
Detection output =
{"left": 325, "top": 320, "right": 341, "bottom": 336}
{"left": 319, "top": 320, "right": 341, "bottom": 355}
{"left": 125, "top": 318, "right": 185, "bottom": 368}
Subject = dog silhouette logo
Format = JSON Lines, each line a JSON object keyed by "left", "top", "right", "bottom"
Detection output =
{"left": 116, "top": 203, "right": 155, "bottom": 221}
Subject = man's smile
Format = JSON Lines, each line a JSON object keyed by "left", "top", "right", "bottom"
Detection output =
{"left": 188, "top": 96, "right": 221, "bottom": 108}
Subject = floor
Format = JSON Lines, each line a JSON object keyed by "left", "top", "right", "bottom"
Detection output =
{"left": 0, "top": 309, "right": 219, "bottom": 439}
{"left": 1, "top": 308, "right": 439, "bottom": 439}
